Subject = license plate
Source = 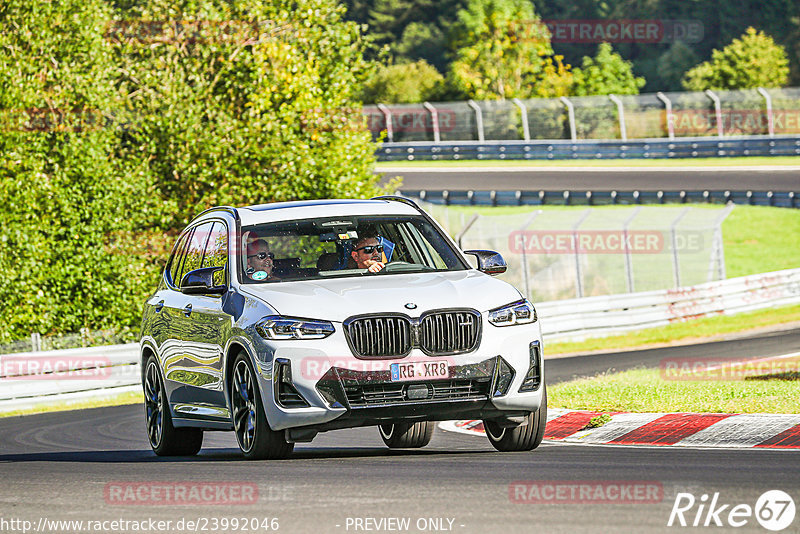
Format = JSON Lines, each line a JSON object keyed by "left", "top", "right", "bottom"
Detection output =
{"left": 390, "top": 360, "right": 450, "bottom": 382}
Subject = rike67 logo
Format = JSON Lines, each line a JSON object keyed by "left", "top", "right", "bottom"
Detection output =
{"left": 668, "top": 490, "right": 796, "bottom": 531}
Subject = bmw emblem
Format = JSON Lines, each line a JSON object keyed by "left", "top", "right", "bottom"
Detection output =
{"left": 404, "top": 302, "right": 417, "bottom": 310}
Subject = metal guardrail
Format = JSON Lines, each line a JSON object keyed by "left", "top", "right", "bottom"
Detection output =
{"left": 402, "top": 189, "right": 799, "bottom": 209}
{"left": 378, "top": 135, "right": 800, "bottom": 161}
{"left": 0, "top": 344, "right": 140, "bottom": 412}
{"left": 2, "top": 268, "right": 798, "bottom": 411}
{"left": 539, "top": 267, "right": 800, "bottom": 341}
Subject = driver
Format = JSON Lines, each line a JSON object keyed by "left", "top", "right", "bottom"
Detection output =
{"left": 246, "top": 239, "right": 280, "bottom": 281}
{"left": 348, "top": 233, "right": 385, "bottom": 273}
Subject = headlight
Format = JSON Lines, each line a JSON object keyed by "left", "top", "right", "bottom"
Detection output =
{"left": 488, "top": 299, "right": 537, "bottom": 327}
{"left": 256, "top": 316, "right": 335, "bottom": 340}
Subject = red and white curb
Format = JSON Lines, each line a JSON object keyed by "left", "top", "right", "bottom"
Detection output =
{"left": 440, "top": 409, "right": 800, "bottom": 449}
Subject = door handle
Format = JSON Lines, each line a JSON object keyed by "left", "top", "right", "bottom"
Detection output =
{"left": 154, "top": 300, "right": 165, "bottom": 313}
{"left": 183, "top": 304, "right": 192, "bottom": 317}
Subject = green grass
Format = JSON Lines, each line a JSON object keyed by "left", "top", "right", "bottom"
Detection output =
{"left": 546, "top": 303, "right": 800, "bottom": 355}
{"left": 723, "top": 206, "right": 800, "bottom": 277}
{"left": 549, "top": 367, "right": 800, "bottom": 413}
{"left": 429, "top": 204, "right": 800, "bottom": 279}
{"left": 0, "top": 390, "right": 142, "bottom": 418}
{"left": 376, "top": 156, "right": 800, "bottom": 168}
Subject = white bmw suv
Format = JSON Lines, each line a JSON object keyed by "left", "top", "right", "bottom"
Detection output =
{"left": 140, "top": 196, "right": 546, "bottom": 459}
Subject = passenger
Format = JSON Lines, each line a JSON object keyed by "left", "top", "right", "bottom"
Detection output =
{"left": 246, "top": 239, "right": 280, "bottom": 281}
{"left": 348, "top": 233, "right": 385, "bottom": 273}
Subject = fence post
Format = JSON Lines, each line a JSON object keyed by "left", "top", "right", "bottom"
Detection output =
{"left": 376, "top": 103, "right": 394, "bottom": 143}
{"left": 31, "top": 332, "right": 42, "bottom": 352}
{"left": 423, "top": 101, "right": 440, "bottom": 143}
{"left": 517, "top": 210, "right": 543, "bottom": 299}
{"left": 560, "top": 96, "right": 577, "bottom": 141}
{"left": 656, "top": 92, "right": 675, "bottom": 140}
{"left": 704, "top": 90, "right": 724, "bottom": 138}
{"left": 572, "top": 209, "right": 592, "bottom": 298}
{"left": 467, "top": 100, "right": 484, "bottom": 142}
{"left": 756, "top": 87, "right": 775, "bottom": 137}
{"left": 670, "top": 207, "right": 691, "bottom": 288}
{"left": 608, "top": 94, "right": 627, "bottom": 141}
{"left": 455, "top": 214, "right": 480, "bottom": 249}
{"left": 708, "top": 203, "right": 735, "bottom": 282}
{"left": 622, "top": 206, "right": 643, "bottom": 293}
{"left": 512, "top": 98, "right": 531, "bottom": 141}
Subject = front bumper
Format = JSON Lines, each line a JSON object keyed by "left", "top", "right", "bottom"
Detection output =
{"left": 252, "top": 320, "right": 544, "bottom": 432}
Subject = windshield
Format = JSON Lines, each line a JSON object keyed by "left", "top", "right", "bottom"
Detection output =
{"left": 239, "top": 215, "right": 468, "bottom": 283}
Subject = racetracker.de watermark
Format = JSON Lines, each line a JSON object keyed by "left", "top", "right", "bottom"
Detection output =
{"left": 104, "top": 19, "right": 297, "bottom": 45}
{"left": 104, "top": 482, "right": 263, "bottom": 506}
{"left": 0, "top": 108, "right": 104, "bottom": 133}
{"left": 510, "top": 480, "right": 663, "bottom": 504}
{"left": 299, "top": 355, "right": 457, "bottom": 381}
{"left": 672, "top": 110, "right": 800, "bottom": 135}
{"left": 508, "top": 230, "right": 704, "bottom": 254}
{"left": 514, "top": 19, "right": 704, "bottom": 43}
{"left": 0, "top": 355, "right": 113, "bottom": 380}
{"left": 660, "top": 355, "right": 800, "bottom": 381}
{"left": 366, "top": 109, "right": 457, "bottom": 134}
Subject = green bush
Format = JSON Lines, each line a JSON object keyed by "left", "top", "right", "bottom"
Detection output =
{"left": 682, "top": 27, "right": 790, "bottom": 91}
{"left": 571, "top": 43, "right": 646, "bottom": 97}
{"left": 361, "top": 59, "right": 445, "bottom": 104}
{"left": 0, "top": 0, "right": 393, "bottom": 342}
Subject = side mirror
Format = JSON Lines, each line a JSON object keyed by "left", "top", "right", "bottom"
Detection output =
{"left": 463, "top": 250, "right": 507, "bottom": 276}
{"left": 180, "top": 266, "right": 227, "bottom": 295}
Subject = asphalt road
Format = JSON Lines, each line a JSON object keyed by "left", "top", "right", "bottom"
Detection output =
{"left": 1, "top": 329, "right": 798, "bottom": 534}
{"left": 377, "top": 166, "right": 800, "bottom": 191}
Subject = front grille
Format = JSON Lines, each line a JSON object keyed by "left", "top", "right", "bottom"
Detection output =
{"left": 345, "top": 379, "right": 491, "bottom": 408}
{"left": 345, "top": 309, "right": 481, "bottom": 358}
{"left": 346, "top": 316, "right": 411, "bottom": 357}
{"left": 420, "top": 310, "right": 480, "bottom": 355}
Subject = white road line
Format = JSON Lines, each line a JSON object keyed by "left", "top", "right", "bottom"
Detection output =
{"left": 377, "top": 166, "right": 800, "bottom": 174}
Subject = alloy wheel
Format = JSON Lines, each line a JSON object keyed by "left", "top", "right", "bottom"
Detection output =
{"left": 232, "top": 359, "right": 257, "bottom": 453}
{"left": 144, "top": 361, "right": 163, "bottom": 448}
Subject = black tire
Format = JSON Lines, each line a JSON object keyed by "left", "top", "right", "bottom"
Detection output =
{"left": 230, "top": 353, "right": 294, "bottom": 460}
{"left": 143, "top": 356, "right": 203, "bottom": 456}
{"left": 379, "top": 421, "right": 435, "bottom": 448}
{"left": 484, "top": 386, "right": 547, "bottom": 452}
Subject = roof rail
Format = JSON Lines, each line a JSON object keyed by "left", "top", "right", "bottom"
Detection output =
{"left": 371, "top": 195, "right": 421, "bottom": 211}
{"left": 191, "top": 206, "right": 240, "bottom": 223}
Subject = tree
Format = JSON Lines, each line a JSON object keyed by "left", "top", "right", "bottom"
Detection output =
{"left": 112, "top": 0, "right": 392, "bottom": 228}
{"left": 656, "top": 42, "right": 700, "bottom": 92}
{"left": 396, "top": 22, "right": 449, "bottom": 72}
{"left": 0, "top": 0, "right": 157, "bottom": 340}
{"left": 571, "top": 43, "right": 646, "bottom": 96}
{"left": 356, "top": 0, "right": 462, "bottom": 72}
{"left": 682, "top": 27, "right": 790, "bottom": 91}
{"left": 446, "top": 0, "right": 572, "bottom": 100}
{"left": 362, "top": 60, "right": 445, "bottom": 103}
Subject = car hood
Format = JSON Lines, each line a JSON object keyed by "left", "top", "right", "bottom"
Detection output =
{"left": 240, "top": 270, "right": 522, "bottom": 322}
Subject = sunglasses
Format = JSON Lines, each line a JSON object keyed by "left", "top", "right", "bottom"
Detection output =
{"left": 354, "top": 245, "right": 383, "bottom": 254}
{"left": 248, "top": 252, "right": 274, "bottom": 260}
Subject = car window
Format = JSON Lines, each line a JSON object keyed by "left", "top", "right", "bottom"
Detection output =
{"left": 178, "top": 222, "right": 214, "bottom": 286}
{"left": 202, "top": 221, "right": 228, "bottom": 287}
{"left": 240, "top": 215, "right": 467, "bottom": 283}
{"left": 167, "top": 231, "right": 190, "bottom": 287}
{"left": 402, "top": 222, "right": 449, "bottom": 270}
